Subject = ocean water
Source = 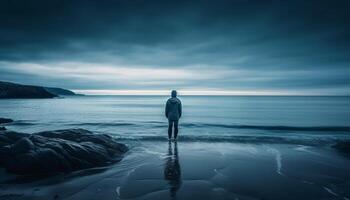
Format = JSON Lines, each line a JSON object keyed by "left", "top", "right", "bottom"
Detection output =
{"left": 1, "top": 95, "right": 350, "bottom": 145}
{"left": 1, "top": 96, "right": 350, "bottom": 200}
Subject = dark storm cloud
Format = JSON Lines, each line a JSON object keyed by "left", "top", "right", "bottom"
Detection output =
{"left": 0, "top": 0, "right": 349, "bottom": 94}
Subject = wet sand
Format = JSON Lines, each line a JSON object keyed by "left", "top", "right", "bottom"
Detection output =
{"left": 1, "top": 141, "right": 350, "bottom": 200}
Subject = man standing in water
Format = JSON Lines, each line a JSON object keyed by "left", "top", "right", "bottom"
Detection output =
{"left": 165, "top": 90, "right": 182, "bottom": 141}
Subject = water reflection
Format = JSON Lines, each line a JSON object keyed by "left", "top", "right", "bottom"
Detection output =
{"left": 164, "top": 141, "right": 182, "bottom": 198}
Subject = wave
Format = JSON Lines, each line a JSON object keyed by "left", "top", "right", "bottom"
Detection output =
{"left": 79, "top": 122, "right": 350, "bottom": 132}
{"left": 181, "top": 123, "right": 350, "bottom": 132}
{"left": 8, "top": 121, "right": 36, "bottom": 126}
{"left": 8, "top": 120, "right": 350, "bottom": 132}
{"left": 113, "top": 134, "right": 348, "bottom": 146}
{"left": 69, "top": 122, "right": 136, "bottom": 126}
{"left": 69, "top": 121, "right": 350, "bottom": 132}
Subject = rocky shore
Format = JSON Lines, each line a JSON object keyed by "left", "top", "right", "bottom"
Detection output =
{"left": 0, "top": 117, "right": 13, "bottom": 131}
{"left": 0, "top": 117, "right": 13, "bottom": 124}
{"left": 0, "top": 126, "right": 128, "bottom": 175}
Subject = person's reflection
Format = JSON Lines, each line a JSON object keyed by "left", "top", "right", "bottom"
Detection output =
{"left": 164, "top": 141, "right": 182, "bottom": 198}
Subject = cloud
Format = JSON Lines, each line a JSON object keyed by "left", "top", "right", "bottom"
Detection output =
{"left": 0, "top": 61, "right": 235, "bottom": 89}
{"left": 0, "top": 0, "right": 350, "bottom": 94}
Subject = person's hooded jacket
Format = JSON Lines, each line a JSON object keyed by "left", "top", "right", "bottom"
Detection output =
{"left": 165, "top": 97, "right": 182, "bottom": 121}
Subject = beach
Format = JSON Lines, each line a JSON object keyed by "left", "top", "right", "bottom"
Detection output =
{"left": 0, "top": 96, "right": 350, "bottom": 199}
{"left": 1, "top": 141, "right": 350, "bottom": 200}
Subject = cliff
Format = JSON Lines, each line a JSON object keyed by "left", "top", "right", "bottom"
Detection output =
{"left": 0, "top": 81, "right": 78, "bottom": 98}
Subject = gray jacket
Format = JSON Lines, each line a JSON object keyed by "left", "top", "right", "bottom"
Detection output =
{"left": 165, "top": 97, "right": 182, "bottom": 121}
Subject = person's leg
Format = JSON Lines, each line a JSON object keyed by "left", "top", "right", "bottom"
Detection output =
{"left": 168, "top": 120, "right": 173, "bottom": 139}
{"left": 174, "top": 120, "right": 179, "bottom": 139}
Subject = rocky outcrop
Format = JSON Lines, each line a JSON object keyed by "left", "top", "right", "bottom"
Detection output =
{"left": 0, "top": 129, "right": 128, "bottom": 175}
{"left": 44, "top": 87, "right": 76, "bottom": 96}
{"left": 0, "top": 81, "right": 57, "bottom": 98}
{"left": 0, "top": 118, "right": 13, "bottom": 124}
{"left": 0, "top": 118, "right": 12, "bottom": 132}
{"left": 333, "top": 140, "right": 350, "bottom": 156}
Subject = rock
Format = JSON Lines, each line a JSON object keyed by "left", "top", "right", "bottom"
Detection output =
{"left": 9, "top": 137, "right": 35, "bottom": 154}
{"left": 0, "top": 81, "right": 82, "bottom": 98}
{"left": 0, "top": 129, "right": 128, "bottom": 175}
{"left": 333, "top": 140, "right": 350, "bottom": 156}
{"left": 44, "top": 87, "right": 76, "bottom": 96}
{"left": 0, "top": 81, "right": 57, "bottom": 99}
{"left": 0, "top": 118, "right": 13, "bottom": 124}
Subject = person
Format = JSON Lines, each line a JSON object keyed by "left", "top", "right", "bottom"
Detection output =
{"left": 165, "top": 90, "right": 182, "bottom": 141}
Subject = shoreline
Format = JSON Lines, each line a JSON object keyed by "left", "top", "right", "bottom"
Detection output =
{"left": 1, "top": 141, "right": 349, "bottom": 200}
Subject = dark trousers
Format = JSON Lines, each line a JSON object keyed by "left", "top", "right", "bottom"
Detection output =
{"left": 168, "top": 119, "right": 179, "bottom": 139}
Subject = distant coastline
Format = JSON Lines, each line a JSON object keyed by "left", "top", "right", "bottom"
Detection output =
{"left": 0, "top": 81, "right": 82, "bottom": 99}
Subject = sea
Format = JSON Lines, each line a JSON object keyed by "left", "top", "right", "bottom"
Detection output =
{"left": 1, "top": 95, "right": 350, "bottom": 200}
{"left": 1, "top": 95, "right": 350, "bottom": 146}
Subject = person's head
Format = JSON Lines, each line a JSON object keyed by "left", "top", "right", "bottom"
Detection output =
{"left": 171, "top": 90, "right": 177, "bottom": 98}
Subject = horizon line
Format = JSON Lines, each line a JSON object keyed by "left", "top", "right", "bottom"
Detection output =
{"left": 73, "top": 89, "right": 349, "bottom": 96}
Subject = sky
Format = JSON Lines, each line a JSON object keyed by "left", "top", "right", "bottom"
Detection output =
{"left": 0, "top": 0, "right": 350, "bottom": 95}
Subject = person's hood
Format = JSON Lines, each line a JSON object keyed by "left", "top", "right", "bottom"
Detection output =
{"left": 169, "top": 97, "right": 180, "bottom": 104}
